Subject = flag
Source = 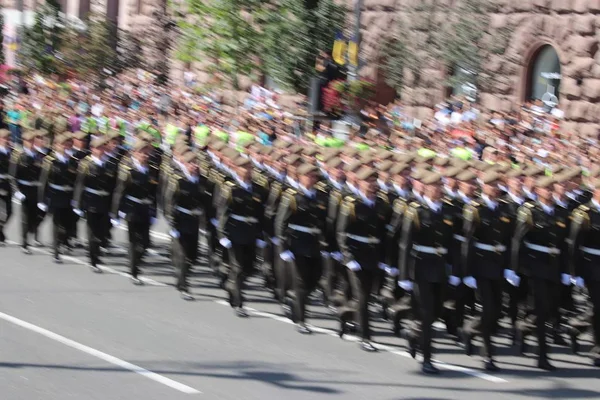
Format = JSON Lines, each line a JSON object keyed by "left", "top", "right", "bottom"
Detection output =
{"left": 347, "top": 35, "right": 359, "bottom": 67}
{"left": 332, "top": 32, "right": 346, "bottom": 65}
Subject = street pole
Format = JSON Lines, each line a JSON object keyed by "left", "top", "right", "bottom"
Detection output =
{"left": 349, "top": 0, "right": 362, "bottom": 82}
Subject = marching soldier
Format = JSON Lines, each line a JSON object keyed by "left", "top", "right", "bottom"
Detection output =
{"left": 10, "top": 130, "right": 46, "bottom": 253}
{"left": 72, "top": 137, "right": 117, "bottom": 272}
{"left": 569, "top": 179, "right": 600, "bottom": 367}
{"left": 0, "top": 129, "right": 12, "bottom": 245}
{"left": 38, "top": 134, "right": 78, "bottom": 263}
{"left": 461, "top": 171, "right": 513, "bottom": 371}
{"left": 111, "top": 139, "right": 160, "bottom": 285}
{"left": 275, "top": 164, "right": 328, "bottom": 333}
{"left": 398, "top": 172, "right": 455, "bottom": 374}
{"left": 215, "top": 156, "right": 269, "bottom": 317}
{"left": 103, "top": 131, "right": 124, "bottom": 249}
{"left": 164, "top": 151, "right": 208, "bottom": 300}
{"left": 511, "top": 176, "right": 572, "bottom": 371}
{"left": 337, "top": 167, "right": 392, "bottom": 352}
{"left": 66, "top": 131, "right": 90, "bottom": 246}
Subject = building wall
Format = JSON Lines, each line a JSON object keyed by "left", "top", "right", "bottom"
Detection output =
{"left": 351, "top": 0, "right": 600, "bottom": 134}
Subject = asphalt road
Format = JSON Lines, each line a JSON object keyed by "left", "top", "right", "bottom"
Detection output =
{"left": 0, "top": 203, "right": 599, "bottom": 400}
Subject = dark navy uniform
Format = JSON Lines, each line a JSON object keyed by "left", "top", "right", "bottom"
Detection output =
{"left": 0, "top": 136, "right": 12, "bottom": 244}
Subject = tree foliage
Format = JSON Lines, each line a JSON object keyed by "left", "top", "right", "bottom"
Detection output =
{"left": 177, "top": 0, "right": 265, "bottom": 90}
{"left": 261, "top": 0, "right": 346, "bottom": 93}
{"left": 19, "top": 0, "right": 65, "bottom": 74}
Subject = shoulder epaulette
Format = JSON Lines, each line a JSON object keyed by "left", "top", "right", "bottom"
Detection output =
{"left": 285, "top": 188, "right": 297, "bottom": 196}
{"left": 525, "top": 202, "right": 535, "bottom": 208}
{"left": 344, "top": 195, "right": 356, "bottom": 203}
{"left": 443, "top": 197, "right": 453, "bottom": 206}
{"left": 470, "top": 201, "right": 480, "bottom": 208}
{"left": 409, "top": 201, "right": 421, "bottom": 208}
{"left": 378, "top": 190, "right": 390, "bottom": 203}
{"left": 499, "top": 198, "right": 508, "bottom": 204}
{"left": 579, "top": 204, "right": 590, "bottom": 212}
{"left": 225, "top": 180, "right": 236, "bottom": 187}
{"left": 315, "top": 181, "right": 327, "bottom": 192}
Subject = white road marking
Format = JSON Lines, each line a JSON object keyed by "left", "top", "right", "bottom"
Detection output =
{"left": 0, "top": 311, "right": 201, "bottom": 394}
{"left": 6, "top": 241, "right": 168, "bottom": 287}
{"left": 214, "top": 300, "right": 508, "bottom": 384}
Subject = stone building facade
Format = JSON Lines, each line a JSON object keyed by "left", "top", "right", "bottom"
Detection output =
{"left": 348, "top": 0, "right": 600, "bottom": 135}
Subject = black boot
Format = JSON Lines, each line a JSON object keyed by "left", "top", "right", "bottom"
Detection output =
{"left": 484, "top": 358, "right": 500, "bottom": 372}
{"left": 538, "top": 357, "right": 557, "bottom": 371}
{"left": 422, "top": 360, "right": 439, "bottom": 374}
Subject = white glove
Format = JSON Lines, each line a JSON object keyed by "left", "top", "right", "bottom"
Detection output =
{"left": 398, "top": 280, "right": 413, "bottom": 291}
{"left": 37, "top": 203, "right": 48, "bottom": 212}
{"left": 150, "top": 217, "right": 157, "bottom": 225}
{"left": 73, "top": 208, "right": 84, "bottom": 217}
{"left": 219, "top": 237, "right": 232, "bottom": 249}
{"left": 330, "top": 251, "right": 343, "bottom": 262}
{"left": 118, "top": 211, "right": 126, "bottom": 219}
{"left": 210, "top": 218, "right": 219, "bottom": 227}
{"left": 573, "top": 276, "right": 585, "bottom": 288}
{"left": 504, "top": 269, "right": 520, "bottom": 287}
{"left": 463, "top": 276, "right": 477, "bottom": 289}
{"left": 170, "top": 229, "right": 180, "bottom": 239}
{"left": 561, "top": 273, "right": 572, "bottom": 286}
{"left": 346, "top": 260, "right": 361, "bottom": 271}
{"left": 386, "top": 267, "right": 400, "bottom": 276}
{"left": 271, "top": 237, "right": 281, "bottom": 246}
{"left": 280, "top": 250, "right": 295, "bottom": 262}
{"left": 14, "top": 191, "right": 25, "bottom": 201}
{"left": 448, "top": 275, "right": 461, "bottom": 287}
{"left": 110, "top": 218, "right": 120, "bottom": 227}
{"left": 378, "top": 262, "right": 390, "bottom": 271}
{"left": 256, "top": 239, "right": 267, "bottom": 248}
{"left": 321, "top": 251, "right": 330, "bottom": 258}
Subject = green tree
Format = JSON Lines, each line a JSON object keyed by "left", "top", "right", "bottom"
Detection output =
{"left": 177, "top": 0, "right": 265, "bottom": 90}
{"left": 261, "top": 0, "right": 346, "bottom": 93}
{"left": 19, "top": 0, "right": 65, "bottom": 74}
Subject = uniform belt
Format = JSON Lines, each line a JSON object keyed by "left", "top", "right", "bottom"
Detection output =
{"left": 84, "top": 187, "right": 110, "bottom": 196}
{"left": 18, "top": 179, "right": 40, "bottom": 186}
{"left": 347, "top": 234, "right": 381, "bottom": 244}
{"left": 288, "top": 224, "right": 321, "bottom": 234}
{"left": 49, "top": 183, "right": 74, "bottom": 191}
{"left": 453, "top": 234, "right": 467, "bottom": 242}
{"left": 0, "top": 173, "right": 9, "bottom": 179}
{"left": 474, "top": 242, "right": 507, "bottom": 252}
{"left": 413, "top": 245, "right": 448, "bottom": 255}
{"left": 524, "top": 242, "right": 561, "bottom": 255}
{"left": 230, "top": 214, "right": 258, "bottom": 223}
{"left": 175, "top": 206, "right": 202, "bottom": 216}
{"left": 581, "top": 246, "right": 600, "bottom": 256}
{"left": 125, "top": 195, "right": 153, "bottom": 205}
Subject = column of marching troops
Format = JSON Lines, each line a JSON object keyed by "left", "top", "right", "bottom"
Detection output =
{"left": 1, "top": 127, "right": 600, "bottom": 375}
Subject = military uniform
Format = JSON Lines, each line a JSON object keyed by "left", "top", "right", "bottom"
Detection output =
{"left": 275, "top": 173, "right": 328, "bottom": 331}
{"left": 0, "top": 130, "right": 12, "bottom": 244}
{"left": 73, "top": 139, "right": 119, "bottom": 270}
{"left": 462, "top": 182, "right": 513, "bottom": 370}
{"left": 336, "top": 168, "right": 392, "bottom": 350}
{"left": 66, "top": 134, "right": 90, "bottom": 244}
{"left": 9, "top": 133, "right": 46, "bottom": 252}
{"left": 512, "top": 187, "right": 570, "bottom": 371}
{"left": 111, "top": 149, "right": 160, "bottom": 283}
{"left": 399, "top": 173, "right": 455, "bottom": 373}
{"left": 38, "top": 136, "right": 78, "bottom": 262}
{"left": 569, "top": 201, "right": 600, "bottom": 367}
{"left": 164, "top": 153, "right": 209, "bottom": 296}
{"left": 215, "top": 159, "right": 269, "bottom": 314}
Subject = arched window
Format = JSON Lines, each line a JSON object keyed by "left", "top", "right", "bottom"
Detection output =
{"left": 527, "top": 45, "right": 561, "bottom": 107}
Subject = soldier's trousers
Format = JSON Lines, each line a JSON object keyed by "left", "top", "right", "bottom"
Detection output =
{"left": 465, "top": 278, "right": 503, "bottom": 359}
{"left": 227, "top": 243, "right": 256, "bottom": 308}
{"left": 127, "top": 220, "right": 150, "bottom": 278}
{"left": 86, "top": 212, "right": 106, "bottom": 267}
{"left": 412, "top": 281, "right": 445, "bottom": 362}
{"left": 0, "top": 194, "right": 12, "bottom": 243}
{"left": 530, "top": 278, "right": 559, "bottom": 361}
{"left": 588, "top": 280, "right": 600, "bottom": 356}
{"left": 51, "top": 208, "right": 71, "bottom": 258}
{"left": 291, "top": 254, "right": 323, "bottom": 323}
{"left": 348, "top": 267, "right": 378, "bottom": 340}
{"left": 173, "top": 232, "right": 199, "bottom": 291}
{"left": 507, "top": 275, "right": 529, "bottom": 328}
{"left": 275, "top": 243, "right": 292, "bottom": 303}
{"left": 324, "top": 258, "right": 351, "bottom": 306}
{"left": 21, "top": 197, "right": 44, "bottom": 248}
